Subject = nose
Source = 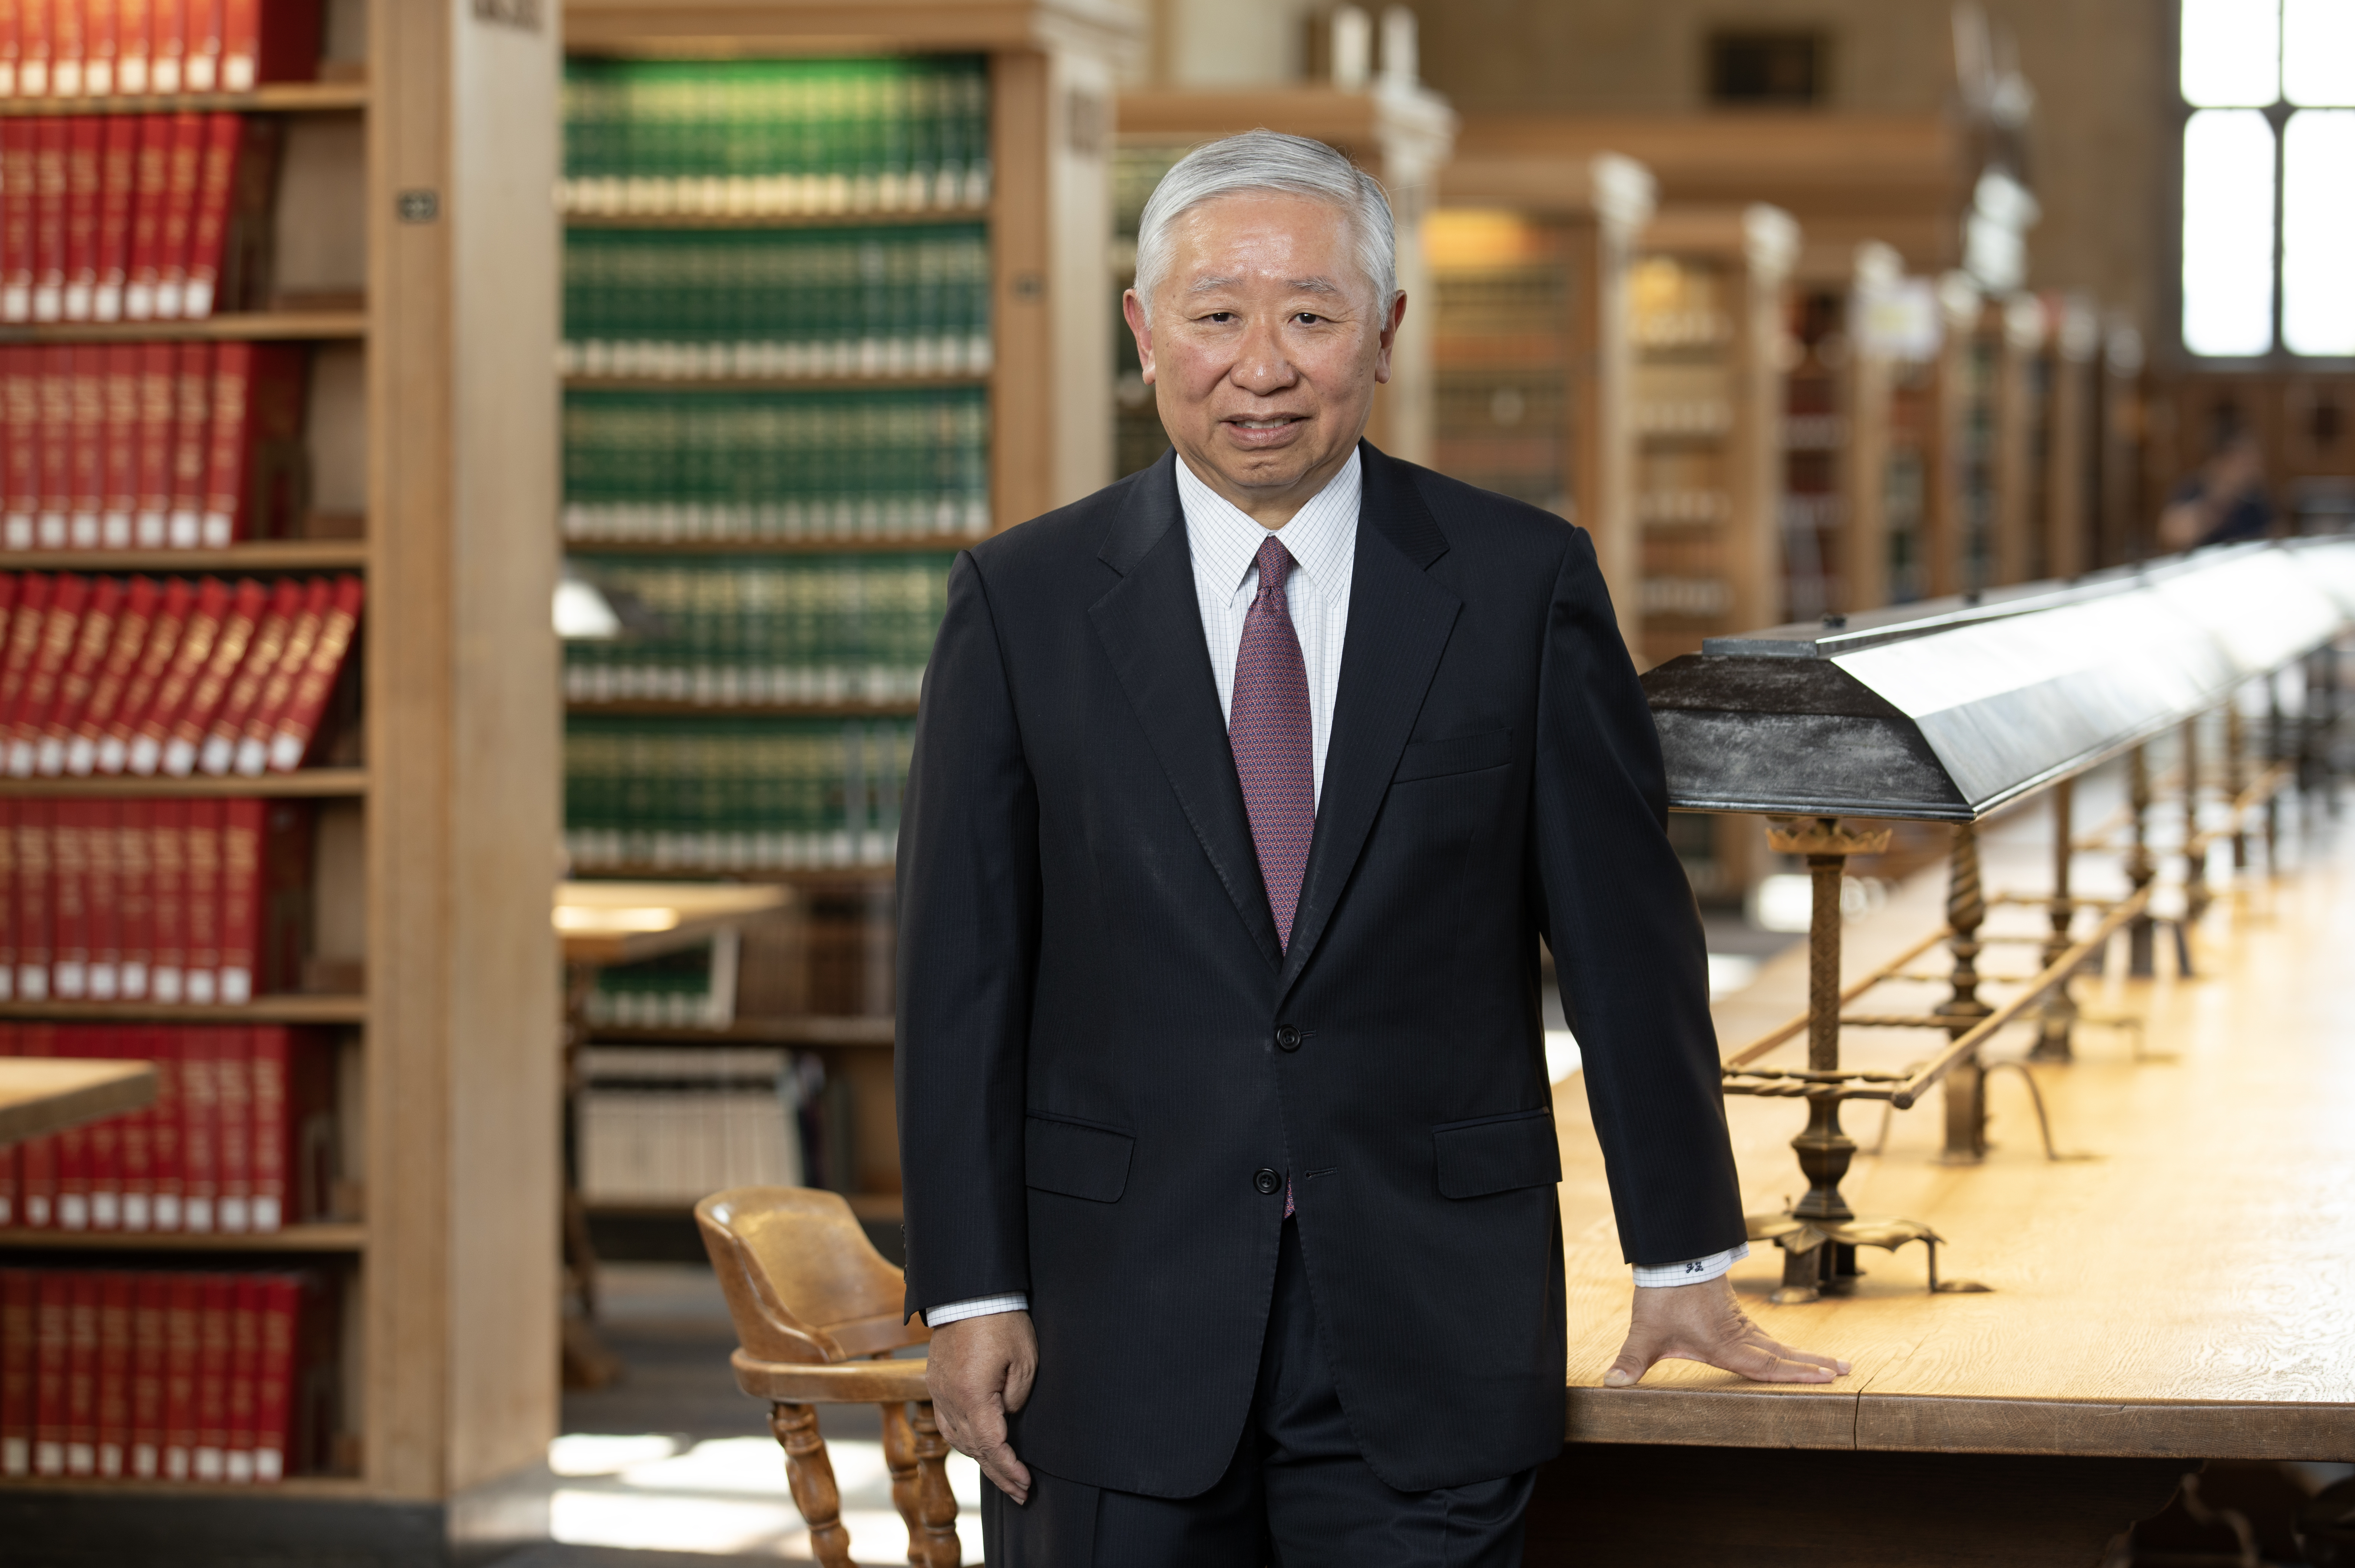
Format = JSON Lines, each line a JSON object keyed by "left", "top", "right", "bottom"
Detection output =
{"left": 1228, "top": 314, "right": 1299, "bottom": 397}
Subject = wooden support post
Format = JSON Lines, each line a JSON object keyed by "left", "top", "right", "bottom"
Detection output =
{"left": 2127, "top": 744, "right": 2157, "bottom": 977}
{"left": 2183, "top": 712, "right": 2209, "bottom": 924}
{"left": 2031, "top": 778, "right": 2076, "bottom": 1063}
{"left": 1936, "top": 821, "right": 1994, "bottom": 1161}
{"left": 771, "top": 1402, "right": 852, "bottom": 1568}
{"left": 883, "top": 1399, "right": 962, "bottom": 1568}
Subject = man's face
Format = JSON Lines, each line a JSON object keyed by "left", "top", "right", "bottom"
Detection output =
{"left": 1123, "top": 190, "right": 1404, "bottom": 524}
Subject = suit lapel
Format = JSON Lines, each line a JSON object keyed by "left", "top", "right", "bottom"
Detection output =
{"left": 1277, "top": 445, "right": 1461, "bottom": 999}
{"left": 1088, "top": 452, "right": 1285, "bottom": 968}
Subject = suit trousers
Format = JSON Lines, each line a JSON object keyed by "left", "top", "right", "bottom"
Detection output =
{"left": 980, "top": 1219, "right": 1538, "bottom": 1567}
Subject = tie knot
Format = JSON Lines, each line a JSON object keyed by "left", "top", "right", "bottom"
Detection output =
{"left": 1255, "top": 535, "right": 1294, "bottom": 599}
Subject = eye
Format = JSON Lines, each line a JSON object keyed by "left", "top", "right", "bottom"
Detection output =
{"left": 1202, "top": 311, "right": 1237, "bottom": 324}
{"left": 1293, "top": 313, "right": 1324, "bottom": 325}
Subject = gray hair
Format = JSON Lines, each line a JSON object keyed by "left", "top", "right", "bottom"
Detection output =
{"left": 1132, "top": 130, "right": 1397, "bottom": 324}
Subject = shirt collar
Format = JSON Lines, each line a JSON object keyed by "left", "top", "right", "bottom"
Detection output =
{"left": 1173, "top": 446, "right": 1362, "bottom": 598}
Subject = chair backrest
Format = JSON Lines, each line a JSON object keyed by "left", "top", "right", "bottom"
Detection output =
{"left": 694, "top": 1186, "right": 929, "bottom": 1365}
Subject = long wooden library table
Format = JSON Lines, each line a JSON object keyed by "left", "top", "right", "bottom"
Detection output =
{"left": 1528, "top": 806, "right": 2355, "bottom": 1564}
{"left": 0, "top": 1058, "right": 154, "bottom": 1146}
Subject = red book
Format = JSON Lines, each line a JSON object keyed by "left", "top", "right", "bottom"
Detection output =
{"left": 6, "top": 568, "right": 85, "bottom": 773}
{"left": 14, "top": 796, "right": 50, "bottom": 1000}
{"left": 17, "top": 1124, "right": 53, "bottom": 1226}
{"left": 68, "top": 575, "right": 153, "bottom": 775}
{"left": 124, "top": 114, "right": 169, "bottom": 322}
{"left": 49, "top": 806, "right": 88, "bottom": 997}
{"left": 178, "top": 1014, "right": 216, "bottom": 1228}
{"left": 117, "top": 0, "right": 150, "bottom": 96}
{"left": 183, "top": 0, "right": 217, "bottom": 91}
{"left": 183, "top": 795, "right": 221, "bottom": 1000}
{"left": 166, "top": 338, "right": 211, "bottom": 547}
{"left": 140, "top": 1025, "right": 181, "bottom": 1229}
{"left": 83, "top": 796, "right": 118, "bottom": 996}
{"left": 247, "top": 1024, "right": 284, "bottom": 1229}
{"left": 192, "top": 1271, "right": 229, "bottom": 1479}
{"left": 114, "top": 800, "right": 152, "bottom": 1001}
{"left": 63, "top": 1269, "right": 97, "bottom": 1474}
{"left": 128, "top": 1272, "right": 165, "bottom": 1476}
{"left": 32, "top": 1270, "right": 65, "bottom": 1474}
{"left": 85, "top": 1031, "right": 124, "bottom": 1228}
{"left": 17, "top": 0, "right": 47, "bottom": 97}
{"left": 99, "top": 343, "right": 138, "bottom": 547}
{"left": 218, "top": 796, "right": 258, "bottom": 1002}
{"left": 204, "top": 576, "right": 294, "bottom": 773}
{"left": 0, "top": 798, "right": 14, "bottom": 999}
{"left": 83, "top": 0, "right": 118, "bottom": 97}
{"left": 92, "top": 113, "right": 132, "bottom": 322}
{"left": 252, "top": 1274, "right": 293, "bottom": 1481}
{"left": 30, "top": 116, "right": 63, "bottom": 322}
{"left": 61, "top": 114, "right": 97, "bottom": 320}
{"left": 160, "top": 1272, "right": 196, "bottom": 1478}
{"left": 53, "top": 1033, "right": 92, "bottom": 1231}
{"left": 51, "top": 0, "right": 85, "bottom": 99}
{"left": 66, "top": 343, "right": 102, "bottom": 550}
{"left": 0, "top": 1026, "right": 14, "bottom": 1220}
{"left": 0, "top": 124, "right": 33, "bottom": 323}
{"left": 182, "top": 112, "right": 238, "bottom": 319}
{"left": 36, "top": 347, "right": 69, "bottom": 546}
{"left": 0, "top": 351, "right": 35, "bottom": 542}
{"left": 153, "top": 110, "right": 201, "bottom": 319}
{"left": 214, "top": 1027, "right": 249, "bottom": 1228}
{"left": 201, "top": 343, "right": 304, "bottom": 548}
{"left": 0, "top": 1269, "right": 32, "bottom": 1476}
{"left": 95, "top": 1269, "right": 129, "bottom": 1475}
{"left": 0, "top": 2, "right": 19, "bottom": 99}
{"left": 117, "top": 1028, "right": 153, "bottom": 1224}
{"left": 146, "top": 797, "right": 184, "bottom": 1002}
{"left": 0, "top": 573, "right": 53, "bottom": 740}
{"left": 237, "top": 575, "right": 324, "bottom": 774}
{"left": 267, "top": 574, "right": 360, "bottom": 772}
{"left": 131, "top": 339, "right": 172, "bottom": 545}
{"left": 40, "top": 572, "right": 119, "bottom": 774}
{"left": 225, "top": 1272, "right": 259, "bottom": 1481}
{"left": 150, "top": 0, "right": 184, "bottom": 96}
{"left": 160, "top": 575, "right": 260, "bottom": 774}
{"left": 130, "top": 572, "right": 230, "bottom": 773}
{"left": 97, "top": 573, "right": 184, "bottom": 773}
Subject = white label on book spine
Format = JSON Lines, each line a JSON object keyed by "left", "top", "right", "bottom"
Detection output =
{"left": 186, "top": 969, "right": 217, "bottom": 1005}
{"left": 220, "top": 966, "right": 251, "bottom": 1004}
{"left": 17, "top": 965, "right": 47, "bottom": 1000}
{"left": 254, "top": 1195, "right": 281, "bottom": 1232}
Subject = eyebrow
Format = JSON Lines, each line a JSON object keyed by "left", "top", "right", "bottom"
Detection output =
{"left": 1184, "top": 275, "right": 1349, "bottom": 296}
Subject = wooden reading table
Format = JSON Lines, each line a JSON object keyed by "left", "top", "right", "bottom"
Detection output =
{"left": 0, "top": 1057, "right": 155, "bottom": 1148}
{"left": 1525, "top": 829, "right": 2355, "bottom": 1565}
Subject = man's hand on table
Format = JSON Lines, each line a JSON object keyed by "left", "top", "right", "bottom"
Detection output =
{"left": 926, "top": 1310, "right": 1038, "bottom": 1503}
{"left": 1604, "top": 1274, "right": 1850, "bottom": 1387}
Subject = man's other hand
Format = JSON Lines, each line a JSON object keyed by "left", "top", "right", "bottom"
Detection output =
{"left": 925, "top": 1310, "right": 1039, "bottom": 1502}
{"left": 1604, "top": 1274, "right": 1850, "bottom": 1387}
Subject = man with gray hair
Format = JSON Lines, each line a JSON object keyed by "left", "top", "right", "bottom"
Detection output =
{"left": 896, "top": 129, "right": 1842, "bottom": 1565}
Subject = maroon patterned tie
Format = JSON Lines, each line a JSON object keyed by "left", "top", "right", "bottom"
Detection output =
{"left": 1230, "top": 534, "right": 1315, "bottom": 953}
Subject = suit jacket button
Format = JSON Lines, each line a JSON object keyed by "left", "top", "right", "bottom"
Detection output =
{"left": 1274, "top": 1025, "right": 1302, "bottom": 1052}
{"left": 1253, "top": 1168, "right": 1282, "bottom": 1196}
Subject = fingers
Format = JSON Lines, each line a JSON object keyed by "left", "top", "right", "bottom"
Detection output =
{"left": 973, "top": 1438, "right": 1032, "bottom": 1504}
{"left": 1761, "top": 1339, "right": 1852, "bottom": 1376}
{"left": 1602, "top": 1329, "right": 1661, "bottom": 1388}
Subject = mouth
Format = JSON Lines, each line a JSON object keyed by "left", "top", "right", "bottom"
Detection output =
{"left": 1221, "top": 414, "right": 1310, "bottom": 448}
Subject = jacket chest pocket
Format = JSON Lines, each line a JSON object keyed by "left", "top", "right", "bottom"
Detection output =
{"left": 1393, "top": 726, "right": 1513, "bottom": 785}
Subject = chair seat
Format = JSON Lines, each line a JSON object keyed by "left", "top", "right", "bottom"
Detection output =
{"left": 731, "top": 1346, "right": 933, "bottom": 1404}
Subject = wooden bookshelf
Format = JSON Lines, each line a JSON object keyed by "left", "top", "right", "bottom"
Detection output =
{"left": 0, "top": 1223, "right": 368, "bottom": 1253}
{"left": 0, "top": 541, "right": 371, "bottom": 571}
{"left": 561, "top": 373, "right": 990, "bottom": 394}
{"left": 0, "top": 768, "right": 367, "bottom": 798}
{"left": 0, "top": 995, "right": 367, "bottom": 1024}
{"left": 562, "top": 534, "right": 977, "bottom": 555}
{"left": 0, "top": 81, "right": 371, "bottom": 116}
{"left": 566, "top": 699, "right": 918, "bottom": 719}
{"left": 566, "top": 206, "right": 992, "bottom": 230}
{"left": 585, "top": 1014, "right": 894, "bottom": 1047}
{"left": 0, "top": 310, "right": 368, "bottom": 344}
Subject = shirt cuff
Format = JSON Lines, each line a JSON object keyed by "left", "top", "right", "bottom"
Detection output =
{"left": 923, "top": 1293, "right": 1029, "bottom": 1327}
{"left": 1632, "top": 1244, "right": 1749, "bottom": 1289}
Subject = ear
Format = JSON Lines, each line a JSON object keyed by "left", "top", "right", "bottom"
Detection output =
{"left": 1372, "top": 292, "right": 1408, "bottom": 386}
{"left": 1122, "top": 289, "right": 1157, "bottom": 384}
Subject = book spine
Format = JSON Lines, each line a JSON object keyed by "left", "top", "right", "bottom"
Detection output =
{"left": 15, "top": 797, "right": 49, "bottom": 1000}
{"left": 237, "top": 573, "right": 324, "bottom": 775}
{"left": 32, "top": 117, "right": 63, "bottom": 322}
{"left": 64, "top": 1271, "right": 96, "bottom": 1475}
{"left": 0, "top": 1027, "right": 12, "bottom": 1221}
{"left": 93, "top": 114, "right": 133, "bottom": 323}
{"left": 183, "top": 0, "right": 218, "bottom": 92}
{"left": 161, "top": 573, "right": 260, "bottom": 775}
{"left": 85, "top": 1030, "right": 122, "bottom": 1229}
{"left": 165, "top": 338, "right": 212, "bottom": 548}
{"left": 0, "top": 350, "right": 31, "bottom": 542}
{"left": 125, "top": 114, "right": 168, "bottom": 322}
{"left": 146, "top": 797, "right": 183, "bottom": 1002}
{"left": 205, "top": 341, "right": 302, "bottom": 549}
{"left": 198, "top": 339, "right": 251, "bottom": 549}
{"left": 118, "top": 1028, "right": 153, "bottom": 1228}
{"left": 8, "top": 570, "right": 86, "bottom": 773}
{"left": 160, "top": 1272, "right": 195, "bottom": 1478}
{"left": 66, "top": 345, "right": 101, "bottom": 546}
{"left": 17, "top": 1117, "right": 53, "bottom": 1226}
{"left": 50, "top": 804, "right": 89, "bottom": 999}
{"left": 268, "top": 574, "right": 361, "bottom": 772}
{"left": 192, "top": 1272, "right": 228, "bottom": 1481}
{"left": 0, "top": 572, "right": 57, "bottom": 732}
{"left": 69, "top": 570, "right": 154, "bottom": 774}
{"left": 117, "top": 0, "right": 150, "bottom": 96}
{"left": 182, "top": 795, "right": 220, "bottom": 1002}
{"left": 32, "top": 1271, "right": 65, "bottom": 1475}
{"left": 0, "top": 1269, "right": 32, "bottom": 1477}
{"left": 145, "top": 1024, "right": 181, "bottom": 1229}
{"left": 247, "top": 1023, "right": 283, "bottom": 1230}
{"left": 128, "top": 571, "right": 222, "bottom": 775}
{"left": 252, "top": 1274, "right": 294, "bottom": 1482}
{"left": 177, "top": 1015, "right": 214, "bottom": 1229}
{"left": 15, "top": 0, "right": 44, "bottom": 98}
{"left": 0, "top": 796, "right": 14, "bottom": 997}
{"left": 128, "top": 1272, "right": 165, "bottom": 1477}
{"left": 40, "top": 573, "right": 123, "bottom": 785}
{"left": 212, "top": 1025, "right": 248, "bottom": 1229}
{"left": 0, "top": 124, "right": 31, "bottom": 323}
{"left": 224, "top": 1272, "right": 257, "bottom": 1481}
{"left": 131, "top": 338, "right": 172, "bottom": 545}
{"left": 114, "top": 798, "right": 151, "bottom": 1000}
{"left": 83, "top": 0, "right": 118, "bottom": 97}
{"left": 52, "top": 0, "right": 85, "bottom": 99}
{"left": 182, "top": 112, "right": 239, "bottom": 320}
{"left": 154, "top": 110, "right": 201, "bottom": 319}
{"left": 36, "top": 347, "right": 68, "bottom": 546}
{"left": 218, "top": 795, "right": 258, "bottom": 1002}
{"left": 62, "top": 115, "right": 98, "bottom": 322}
{"left": 0, "top": 1, "right": 17, "bottom": 100}
{"left": 53, "top": 1043, "right": 87, "bottom": 1229}
{"left": 97, "top": 344, "right": 138, "bottom": 549}
{"left": 204, "top": 576, "right": 293, "bottom": 773}
{"left": 95, "top": 1269, "right": 129, "bottom": 1476}
{"left": 83, "top": 795, "right": 118, "bottom": 997}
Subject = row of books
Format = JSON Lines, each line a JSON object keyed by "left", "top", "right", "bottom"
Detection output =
{"left": 0, "top": 1267, "right": 320, "bottom": 1484}
{"left": 561, "top": 225, "right": 990, "bottom": 382}
{"left": 583, "top": 932, "right": 737, "bottom": 1030}
{"left": 561, "top": 388, "right": 989, "bottom": 543}
{"left": 563, "top": 717, "right": 911, "bottom": 873}
{"left": 0, "top": 1, "right": 318, "bottom": 99}
{"left": 1, "top": 342, "right": 307, "bottom": 548}
{"left": 0, "top": 573, "right": 361, "bottom": 778}
{"left": 0, "top": 798, "right": 294, "bottom": 1004}
{"left": 561, "top": 56, "right": 990, "bottom": 218}
{"left": 577, "top": 1047, "right": 807, "bottom": 1205}
{"left": 562, "top": 554, "right": 950, "bottom": 708}
{"left": 0, "top": 113, "right": 277, "bottom": 324}
{"left": 0, "top": 1025, "right": 325, "bottom": 1232}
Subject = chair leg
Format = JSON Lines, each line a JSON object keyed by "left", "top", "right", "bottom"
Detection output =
{"left": 880, "top": 1400, "right": 926, "bottom": 1565}
{"left": 769, "top": 1402, "right": 853, "bottom": 1568}
{"left": 906, "top": 1400, "right": 963, "bottom": 1568}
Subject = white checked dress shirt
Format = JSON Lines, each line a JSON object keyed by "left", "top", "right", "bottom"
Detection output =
{"left": 925, "top": 453, "right": 1742, "bottom": 1327}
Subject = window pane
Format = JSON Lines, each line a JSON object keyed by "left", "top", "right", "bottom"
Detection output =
{"left": 2285, "top": 0, "right": 2355, "bottom": 103}
{"left": 2182, "top": 0, "right": 2282, "bottom": 106}
{"left": 2183, "top": 110, "right": 2279, "bottom": 355}
{"left": 2283, "top": 111, "right": 2355, "bottom": 352}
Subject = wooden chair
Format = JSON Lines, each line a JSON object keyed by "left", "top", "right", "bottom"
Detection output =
{"left": 694, "top": 1186, "right": 961, "bottom": 1568}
